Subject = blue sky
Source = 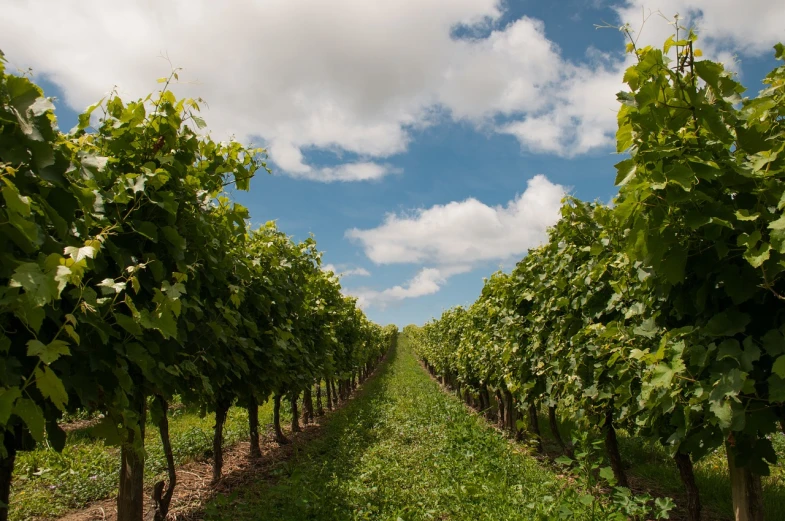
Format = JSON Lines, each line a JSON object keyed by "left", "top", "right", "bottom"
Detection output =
{"left": 3, "top": 1, "right": 782, "bottom": 327}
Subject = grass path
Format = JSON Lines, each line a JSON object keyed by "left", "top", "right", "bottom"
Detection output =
{"left": 203, "top": 339, "right": 584, "bottom": 521}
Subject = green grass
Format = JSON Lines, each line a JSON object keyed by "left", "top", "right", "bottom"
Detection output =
{"left": 617, "top": 426, "right": 785, "bottom": 520}
{"left": 203, "top": 341, "right": 595, "bottom": 521}
{"left": 10, "top": 400, "right": 279, "bottom": 520}
{"left": 537, "top": 406, "right": 785, "bottom": 520}
{"left": 20, "top": 342, "right": 778, "bottom": 521}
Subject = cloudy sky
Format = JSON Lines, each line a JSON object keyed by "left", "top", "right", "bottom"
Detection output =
{"left": 3, "top": 1, "right": 782, "bottom": 326}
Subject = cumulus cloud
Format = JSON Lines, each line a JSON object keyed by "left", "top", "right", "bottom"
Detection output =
{"left": 321, "top": 264, "right": 371, "bottom": 278}
{"left": 614, "top": 1, "right": 785, "bottom": 56}
{"left": 344, "top": 175, "right": 565, "bottom": 308}
{"left": 0, "top": 0, "right": 497, "bottom": 180}
{"left": 346, "top": 174, "right": 565, "bottom": 265}
{"left": 295, "top": 162, "right": 399, "bottom": 183}
{"left": 350, "top": 266, "right": 469, "bottom": 310}
{"left": 499, "top": 60, "right": 628, "bottom": 156}
{"left": 497, "top": 1, "right": 785, "bottom": 156}
{"left": 3, "top": 2, "right": 780, "bottom": 176}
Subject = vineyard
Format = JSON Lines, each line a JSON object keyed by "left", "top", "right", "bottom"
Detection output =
{"left": 408, "top": 34, "right": 785, "bottom": 521}
{"left": 0, "top": 51, "right": 397, "bottom": 521}
{"left": 2, "top": 24, "right": 785, "bottom": 521}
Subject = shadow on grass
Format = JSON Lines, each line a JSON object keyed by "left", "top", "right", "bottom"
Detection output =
{"left": 185, "top": 347, "right": 400, "bottom": 521}
{"left": 526, "top": 410, "right": 785, "bottom": 521}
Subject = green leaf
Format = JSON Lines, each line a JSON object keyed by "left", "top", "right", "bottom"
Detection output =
{"left": 665, "top": 164, "right": 693, "bottom": 190}
{"left": 763, "top": 330, "right": 785, "bottom": 357}
{"left": 769, "top": 215, "right": 785, "bottom": 230}
{"left": 735, "top": 209, "right": 760, "bottom": 221}
{"left": 617, "top": 91, "right": 636, "bottom": 107}
{"left": 634, "top": 318, "right": 658, "bottom": 339}
{"left": 710, "top": 400, "right": 733, "bottom": 430}
{"left": 9, "top": 262, "right": 59, "bottom": 306}
{"left": 64, "top": 245, "right": 96, "bottom": 263}
{"left": 77, "top": 100, "right": 103, "bottom": 130}
{"left": 775, "top": 43, "right": 785, "bottom": 60}
{"left": 705, "top": 309, "right": 750, "bottom": 337}
{"left": 717, "top": 339, "right": 742, "bottom": 364}
{"left": 128, "top": 175, "right": 146, "bottom": 194}
{"left": 751, "top": 151, "right": 777, "bottom": 171}
{"left": 80, "top": 154, "right": 108, "bottom": 179}
{"left": 614, "top": 158, "right": 636, "bottom": 186}
{"left": 685, "top": 211, "right": 710, "bottom": 229}
{"left": 115, "top": 313, "right": 143, "bottom": 336}
{"left": 0, "top": 388, "right": 21, "bottom": 425}
{"left": 150, "top": 191, "right": 179, "bottom": 214}
{"left": 624, "top": 302, "right": 645, "bottom": 318}
{"left": 98, "top": 278, "right": 126, "bottom": 295}
{"left": 622, "top": 66, "right": 640, "bottom": 89}
{"left": 142, "top": 308, "right": 178, "bottom": 339}
{"left": 578, "top": 494, "right": 594, "bottom": 507}
{"left": 599, "top": 466, "right": 616, "bottom": 483}
{"left": 694, "top": 61, "right": 723, "bottom": 90}
{"left": 650, "top": 364, "right": 674, "bottom": 388}
{"left": 12, "top": 398, "right": 45, "bottom": 442}
{"left": 53, "top": 265, "right": 72, "bottom": 293}
{"left": 663, "top": 35, "right": 676, "bottom": 54}
{"left": 660, "top": 246, "right": 688, "bottom": 285}
{"left": 35, "top": 366, "right": 68, "bottom": 410}
{"left": 736, "top": 126, "right": 769, "bottom": 155}
{"left": 744, "top": 241, "right": 771, "bottom": 268}
{"left": 27, "top": 339, "right": 70, "bottom": 364}
{"left": 89, "top": 416, "right": 124, "bottom": 445}
{"left": 768, "top": 375, "right": 785, "bottom": 402}
{"left": 133, "top": 221, "right": 159, "bottom": 242}
{"left": 555, "top": 455, "right": 573, "bottom": 466}
{"left": 711, "top": 369, "right": 745, "bottom": 401}
{"left": 1, "top": 182, "right": 31, "bottom": 217}
{"left": 125, "top": 343, "right": 153, "bottom": 373}
{"left": 773, "top": 356, "right": 785, "bottom": 379}
{"left": 696, "top": 104, "right": 734, "bottom": 143}
{"left": 161, "top": 226, "right": 186, "bottom": 252}
{"left": 14, "top": 304, "right": 45, "bottom": 334}
{"left": 6, "top": 208, "right": 42, "bottom": 247}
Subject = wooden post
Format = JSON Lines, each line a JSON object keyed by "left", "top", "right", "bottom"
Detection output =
{"left": 674, "top": 451, "right": 701, "bottom": 521}
{"left": 248, "top": 396, "right": 261, "bottom": 458}
{"left": 118, "top": 394, "right": 146, "bottom": 521}
{"left": 726, "top": 442, "right": 764, "bottom": 521}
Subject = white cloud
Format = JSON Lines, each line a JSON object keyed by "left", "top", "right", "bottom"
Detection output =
{"left": 350, "top": 266, "right": 469, "bottom": 310}
{"left": 614, "top": 1, "right": 785, "bottom": 56}
{"left": 0, "top": 0, "right": 497, "bottom": 180}
{"left": 346, "top": 174, "right": 565, "bottom": 266}
{"left": 3, "top": 2, "right": 779, "bottom": 176}
{"left": 495, "top": 46, "right": 633, "bottom": 157}
{"left": 497, "top": 2, "right": 785, "bottom": 156}
{"left": 436, "top": 17, "right": 562, "bottom": 120}
{"left": 4, "top": 0, "right": 783, "bottom": 177}
{"left": 267, "top": 141, "right": 396, "bottom": 181}
{"left": 344, "top": 267, "right": 371, "bottom": 277}
{"left": 321, "top": 264, "right": 371, "bottom": 278}
{"left": 294, "top": 162, "right": 399, "bottom": 183}
{"left": 344, "top": 174, "right": 565, "bottom": 308}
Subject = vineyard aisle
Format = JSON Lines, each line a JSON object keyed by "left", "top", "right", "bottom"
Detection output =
{"left": 203, "top": 336, "right": 583, "bottom": 521}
